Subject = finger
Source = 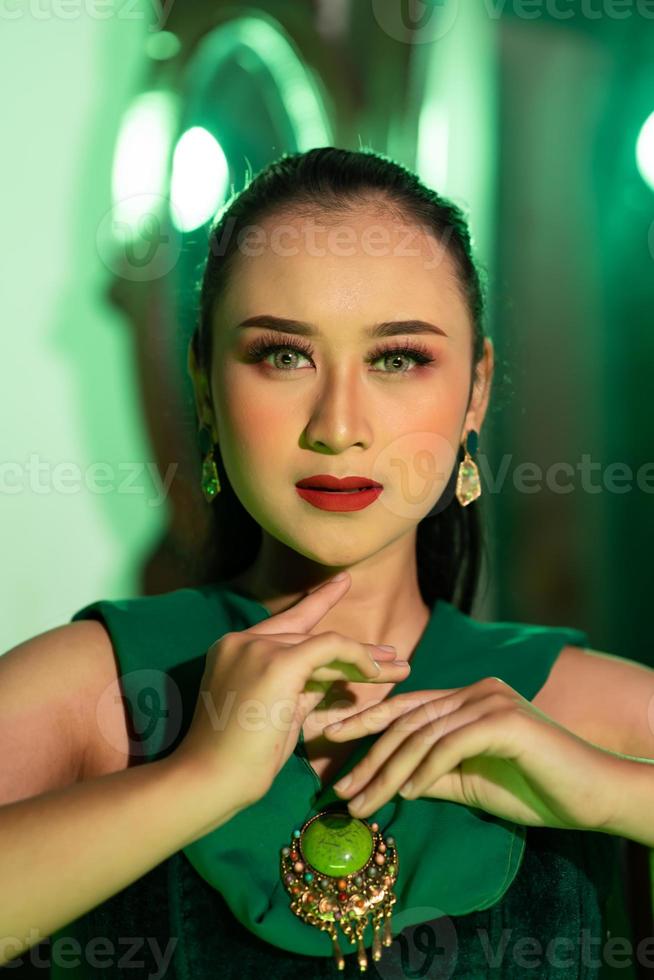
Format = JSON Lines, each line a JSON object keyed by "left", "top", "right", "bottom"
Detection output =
{"left": 343, "top": 727, "right": 439, "bottom": 818}
{"left": 246, "top": 632, "right": 401, "bottom": 662}
{"left": 309, "top": 659, "right": 411, "bottom": 684}
{"left": 248, "top": 573, "right": 352, "bottom": 636}
{"left": 323, "top": 689, "right": 462, "bottom": 739}
{"left": 286, "top": 631, "right": 395, "bottom": 685}
{"left": 334, "top": 704, "right": 457, "bottom": 811}
{"left": 398, "top": 714, "right": 511, "bottom": 801}
{"left": 334, "top": 698, "right": 488, "bottom": 808}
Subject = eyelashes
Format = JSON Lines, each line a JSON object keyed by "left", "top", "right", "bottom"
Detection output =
{"left": 243, "top": 331, "right": 437, "bottom": 375}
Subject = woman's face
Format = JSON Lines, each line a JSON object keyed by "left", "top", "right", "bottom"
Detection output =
{"left": 201, "top": 206, "right": 494, "bottom": 567}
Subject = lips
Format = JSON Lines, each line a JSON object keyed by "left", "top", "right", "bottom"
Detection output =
{"left": 295, "top": 483, "right": 383, "bottom": 512}
{"left": 295, "top": 475, "right": 382, "bottom": 491}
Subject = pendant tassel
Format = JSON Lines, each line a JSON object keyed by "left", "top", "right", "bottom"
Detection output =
{"left": 356, "top": 931, "right": 368, "bottom": 972}
{"left": 329, "top": 926, "right": 345, "bottom": 971}
{"left": 371, "top": 921, "right": 383, "bottom": 961}
{"left": 383, "top": 912, "right": 393, "bottom": 947}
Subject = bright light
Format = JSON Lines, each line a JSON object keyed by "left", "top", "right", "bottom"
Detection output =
{"left": 636, "top": 111, "right": 654, "bottom": 192}
{"left": 416, "top": 101, "right": 449, "bottom": 191}
{"left": 170, "top": 127, "right": 229, "bottom": 233}
{"left": 111, "top": 90, "right": 178, "bottom": 236}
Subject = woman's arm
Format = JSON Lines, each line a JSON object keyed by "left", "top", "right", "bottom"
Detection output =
{"left": 0, "top": 754, "right": 243, "bottom": 966}
{"left": 324, "top": 677, "right": 654, "bottom": 837}
{"left": 532, "top": 644, "right": 654, "bottom": 760}
{"left": 595, "top": 751, "right": 654, "bottom": 848}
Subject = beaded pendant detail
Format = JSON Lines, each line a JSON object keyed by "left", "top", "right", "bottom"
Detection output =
{"left": 280, "top": 809, "right": 399, "bottom": 972}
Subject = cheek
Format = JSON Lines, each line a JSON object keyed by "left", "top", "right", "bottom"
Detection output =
{"left": 371, "top": 368, "right": 469, "bottom": 513}
{"left": 383, "top": 363, "right": 467, "bottom": 435}
{"left": 216, "top": 369, "right": 293, "bottom": 461}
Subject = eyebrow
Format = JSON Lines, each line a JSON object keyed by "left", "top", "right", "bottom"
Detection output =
{"left": 235, "top": 314, "right": 448, "bottom": 339}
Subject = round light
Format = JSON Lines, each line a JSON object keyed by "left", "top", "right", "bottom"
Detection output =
{"left": 636, "top": 111, "right": 654, "bottom": 192}
{"left": 111, "top": 90, "right": 178, "bottom": 236}
{"left": 170, "top": 126, "right": 229, "bottom": 233}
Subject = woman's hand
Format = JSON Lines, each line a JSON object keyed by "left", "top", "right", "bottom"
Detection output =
{"left": 172, "top": 573, "right": 410, "bottom": 813}
{"left": 325, "top": 677, "right": 618, "bottom": 831}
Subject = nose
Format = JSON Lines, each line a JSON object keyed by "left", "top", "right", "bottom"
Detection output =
{"left": 303, "top": 364, "right": 373, "bottom": 454}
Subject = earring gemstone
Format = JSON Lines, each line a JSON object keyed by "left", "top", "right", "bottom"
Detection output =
{"left": 456, "top": 458, "right": 481, "bottom": 506}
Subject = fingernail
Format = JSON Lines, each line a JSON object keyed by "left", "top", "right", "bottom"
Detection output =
{"left": 330, "top": 572, "right": 348, "bottom": 582}
{"left": 325, "top": 721, "right": 343, "bottom": 733}
{"left": 376, "top": 644, "right": 396, "bottom": 652}
{"left": 394, "top": 660, "right": 409, "bottom": 666}
{"left": 399, "top": 780, "right": 413, "bottom": 797}
{"left": 333, "top": 774, "right": 352, "bottom": 792}
{"left": 349, "top": 791, "right": 366, "bottom": 809}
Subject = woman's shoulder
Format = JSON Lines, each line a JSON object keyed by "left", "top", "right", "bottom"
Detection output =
{"left": 68, "top": 582, "right": 259, "bottom": 672}
{"left": 65, "top": 582, "right": 273, "bottom": 773}
{"left": 438, "top": 600, "right": 654, "bottom": 757}
{"left": 66, "top": 584, "right": 239, "bottom": 779}
{"left": 430, "top": 598, "right": 591, "bottom": 704}
{"left": 438, "top": 597, "right": 590, "bottom": 649}
{"left": 435, "top": 597, "right": 590, "bottom": 664}
{"left": 72, "top": 580, "right": 269, "bottom": 620}
{"left": 70, "top": 582, "right": 217, "bottom": 623}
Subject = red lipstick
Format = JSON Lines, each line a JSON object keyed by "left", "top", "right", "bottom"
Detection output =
{"left": 295, "top": 474, "right": 383, "bottom": 512}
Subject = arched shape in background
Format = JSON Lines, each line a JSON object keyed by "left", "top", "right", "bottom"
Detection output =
{"left": 109, "top": 11, "right": 334, "bottom": 594}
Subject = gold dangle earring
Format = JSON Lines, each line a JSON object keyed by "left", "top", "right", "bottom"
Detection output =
{"left": 198, "top": 425, "right": 221, "bottom": 502}
{"left": 455, "top": 429, "right": 481, "bottom": 506}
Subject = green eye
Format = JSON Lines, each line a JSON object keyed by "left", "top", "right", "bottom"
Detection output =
{"left": 244, "top": 332, "right": 436, "bottom": 374}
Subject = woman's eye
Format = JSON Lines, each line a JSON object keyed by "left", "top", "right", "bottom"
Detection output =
{"left": 262, "top": 345, "right": 312, "bottom": 370}
{"left": 244, "top": 337, "right": 313, "bottom": 371}
{"left": 244, "top": 335, "right": 435, "bottom": 374}
{"left": 370, "top": 350, "right": 425, "bottom": 373}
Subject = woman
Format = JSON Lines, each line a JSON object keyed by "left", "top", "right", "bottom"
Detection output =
{"left": 3, "top": 148, "right": 653, "bottom": 979}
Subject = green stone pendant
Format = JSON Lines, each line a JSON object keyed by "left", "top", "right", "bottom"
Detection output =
{"left": 280, "top": 809, "right": 399, "bottom": 972}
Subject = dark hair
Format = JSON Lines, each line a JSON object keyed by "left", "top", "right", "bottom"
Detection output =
{"left": 190, "top": 147, "right": 493, "bottom": 614}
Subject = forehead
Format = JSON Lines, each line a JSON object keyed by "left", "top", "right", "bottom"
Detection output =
{"left": 216, "top": 206, "right": 470, "bottom": 336}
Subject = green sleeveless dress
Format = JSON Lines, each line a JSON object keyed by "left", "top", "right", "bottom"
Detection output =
{"left": 44, "top": 583, "right": 625, "bottom": 978}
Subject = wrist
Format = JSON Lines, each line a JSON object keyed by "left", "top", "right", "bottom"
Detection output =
{"left": 161, "top": 749, "right": 247, "bottom": 844}
{"left": 595, "top": 751, "right": 654, "bottom": 848}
